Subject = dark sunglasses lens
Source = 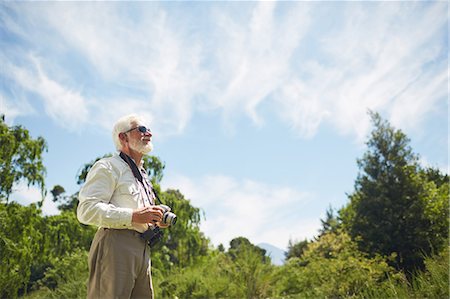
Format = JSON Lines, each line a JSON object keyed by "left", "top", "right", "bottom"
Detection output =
{"left": 138, "top": 126, "right": 150, "bottom": 133}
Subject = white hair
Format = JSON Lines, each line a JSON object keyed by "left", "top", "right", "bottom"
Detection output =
{"left": 112, "top": 114, "right": 147, "bottom": 151}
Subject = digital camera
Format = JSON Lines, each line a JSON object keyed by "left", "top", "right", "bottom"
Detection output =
{"left": 159, "top": 204, "right": 177, "bottom": 226}
{"left": 140, "top": 204, "right": 177, "bottom": 247}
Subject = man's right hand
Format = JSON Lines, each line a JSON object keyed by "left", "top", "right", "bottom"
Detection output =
{"left": 131, "top": 206, "right": 164, "bottom": 224}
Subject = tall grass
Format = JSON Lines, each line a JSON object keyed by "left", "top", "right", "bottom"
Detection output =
{"left": 362, "top": 247, "right": 449, "bottom": 299}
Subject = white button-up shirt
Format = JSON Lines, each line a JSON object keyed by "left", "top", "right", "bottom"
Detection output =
{"left": 77, "top": 153, "right": 154, "bottom": 233}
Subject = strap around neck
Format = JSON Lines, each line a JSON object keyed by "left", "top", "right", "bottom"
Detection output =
{"left": 119, "top": 152, "right": 163, "bottom": 205}
{"left": 119, "top": 152, "right": 143, "bottom": 183}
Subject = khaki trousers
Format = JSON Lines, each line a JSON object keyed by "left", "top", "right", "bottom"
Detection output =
{"left": 87, "top": 228, "right": 154, "bottom": 299}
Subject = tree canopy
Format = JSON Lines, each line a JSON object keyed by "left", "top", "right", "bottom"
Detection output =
{"left": 0, "top": 115, "right": 47, "bottom": 202}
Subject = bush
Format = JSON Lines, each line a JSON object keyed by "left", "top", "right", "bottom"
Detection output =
{"left": 24, "top": 249, "right": 88, "bottom": 299}
{"left": 155, "top": 247, "right": 275, "bottom": 299}
{"left": 362, "top": 247, "right": 449, "bottom": 299}
{"left": 275, "top": 230, "right": 403, "bottom": 298}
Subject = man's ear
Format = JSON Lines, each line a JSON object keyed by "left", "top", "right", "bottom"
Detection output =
{"left": 119, "top": 133, "right": 128, "bottom": 143}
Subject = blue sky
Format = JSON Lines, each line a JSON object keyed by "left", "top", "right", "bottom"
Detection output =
{"left": 1, "top": 1, "right": 448, "bottom": 250}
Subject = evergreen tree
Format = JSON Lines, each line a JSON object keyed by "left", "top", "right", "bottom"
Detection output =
{"left": 285, "top": 239, "right": 309, "bottom": 260}
{"left": 340, "top": 111, "right": 449, "bottom": 273}
{"left": 318, "top": 205, "right": 340, "bottom": 236}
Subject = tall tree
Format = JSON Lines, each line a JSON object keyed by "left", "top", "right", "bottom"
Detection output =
{"left": 0, "top": 115, "right": 47, "bottom": 202}
{"left": 227, "top": 237, "right": 269, "bottom": 263}
{"left": 340, "top": 111, "right": 449, "bottom": 273}
{"left": 318, "top": 205, "right": 340, "bottom": 236}
{"left": 285, "top": 239, "right": 309, "bottom": 260}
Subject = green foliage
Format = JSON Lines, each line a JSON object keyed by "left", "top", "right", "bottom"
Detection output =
{"left": 0, "top": 202, "right": 95, "bottom": 298}
{"left": 152, "top": 188, "right": 209, "bottom": 269}
{"left": 361, "top": 247, "right": 449, "bottom": 299}
{"left": 155, "top": 240, "right": 275, "bottom": 299}
{"left": 224, "top": 241, "right": 274, "bottom": 298}
{"left": 285, "top": 239, "right": 309, "bottom": 260}
{"left": 340, "top": 111, "right": 449, "bottom": 272}
{"left": 49, "top": 185, "right": 79, "bottom": 212}
{"left": 318, "top": 205, "right": 340, "bottom": 236}
{"left": 144, "top": 155, "right": 165, "bottom": 184}
{"left": 26, "top": 250, "right": 88, "bottom": 299}
{"left": 0, "top": 202, "right": 44, "bottom": 298}
{"left": 228, "top": 236, "right": 269, "bottom": 263}
{"left": 0, "top": 115, "right": 47, "bottom": 202}
{"left": 275, "top": 229, "right": 404, "bottom": 298}
{"left": 155, "top": 253, "right": 232, "bottom": 298}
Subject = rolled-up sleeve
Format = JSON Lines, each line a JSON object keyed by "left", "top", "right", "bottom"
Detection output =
{"left": 77, "top": 161, "right": 133, "bottom": 228}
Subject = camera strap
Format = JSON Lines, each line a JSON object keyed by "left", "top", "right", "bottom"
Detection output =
{"left": 119, "top": 152, "right": 163, "bottom": 205}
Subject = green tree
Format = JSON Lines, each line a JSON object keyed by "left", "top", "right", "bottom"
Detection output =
{"left": 227, "top": 237, "right": 269, "bottom": 263}
{"left": 318, "top": 205, "right": 340, "bottom": 236}
{"left": 285, "top": 239, "right": 309, "bottom": 260}
{"left": 49, "top": 185, "right": 79, "bottom": 212}
{"left": 225, "top": 243, "right": 274, "bottom": 298}
{"left": 0, "top": 202, "right": 44, "bottom": 298}
{"left": 0, "top": 201, "right": 96, "bottom": 298}
{"left": 0, "top": 115, "right": 47, "bottom": 202}
{"left": 152, "top": 188, "right": 209, "bottom": 269}
{"left": 340, "top": 111, "right": 449, "bottom": 273}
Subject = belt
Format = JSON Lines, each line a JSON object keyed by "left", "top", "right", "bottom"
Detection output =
{"left": 102, "top": 227, "right": 142, "bottom": 238}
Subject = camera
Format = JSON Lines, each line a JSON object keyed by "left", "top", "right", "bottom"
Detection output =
{"left": 140, "top": 204, "right": 176, "bottom": 247}
{"left": 141, "top": 225, "right": 163, "bottom": 248}
{"left": 159, "top": 204, "right": 177, "bottom": 226}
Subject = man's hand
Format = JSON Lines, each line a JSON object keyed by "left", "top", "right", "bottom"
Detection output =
{"left": 155, "top": 222, "right": 170, "bottom": 229}
{"left": 132, "top": 206, "right": 164, "bottom": 224}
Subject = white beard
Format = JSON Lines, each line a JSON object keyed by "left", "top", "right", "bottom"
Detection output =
{"left": 130, "top": 138, "right": 153, "bottom": 154}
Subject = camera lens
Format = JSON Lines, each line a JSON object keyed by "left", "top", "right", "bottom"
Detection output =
{"left": 163, "top": 212, "right": 177, "bottom": 225}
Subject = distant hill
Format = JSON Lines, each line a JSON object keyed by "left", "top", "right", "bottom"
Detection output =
{"left": 258, "top": 243, "right": 286, "bottom": 266}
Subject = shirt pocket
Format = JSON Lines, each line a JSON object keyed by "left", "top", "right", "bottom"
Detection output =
{"left": 117, "top": 184, "right": 141, "bottom": 205}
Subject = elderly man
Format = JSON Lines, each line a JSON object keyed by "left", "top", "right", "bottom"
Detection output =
{"left": 78, "top": 114, "right": 166, "bottom": 299}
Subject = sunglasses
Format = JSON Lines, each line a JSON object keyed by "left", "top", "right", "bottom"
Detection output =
{"left": 123, "top": 126, "right": 151, "bottom": 134}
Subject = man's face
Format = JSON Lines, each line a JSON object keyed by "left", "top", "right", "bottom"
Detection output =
{"left": 127, "top": 122, "right": 153, "bottom": 154}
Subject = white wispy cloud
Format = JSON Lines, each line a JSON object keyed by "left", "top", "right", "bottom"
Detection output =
{"left": 1, "top": 1, "right": 447, "bottom": 142}
{"left": 325, "top": 2, "right": 446, "bottom": 141}
{"left": 0, "top": 90, "right": 35, "bottom": 122}
{"left": 208, "top": 2, "right": 311, "bottom": 130}
{"left": 162, "top": 173, "right": 318, "bottom": 250}
{"left": 1, "top": 54, "right": 89, "bottom": 131}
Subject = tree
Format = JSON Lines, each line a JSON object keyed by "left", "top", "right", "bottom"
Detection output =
{"left": 340, "top": 111, "right": 449, "bottom": 273}
{"left": 285, "top": 239, "right": 309, "bottom": 260}
{"left": 228, "top": 237, "right": 269, "bottom": 263}
{"left": 318, "top": 205, "right": 340, "bottom": 236}
{"left": 225, "top": 237, "right": 274, "bottom": 298}
{"left": 152, "top": 188, "right": 209, "bottom": 269}
{"left": 0, "top": 202, "right": 44, "bottom": 297}
{"left": 0, "top": 115, "right": 47, "bottom": 202}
